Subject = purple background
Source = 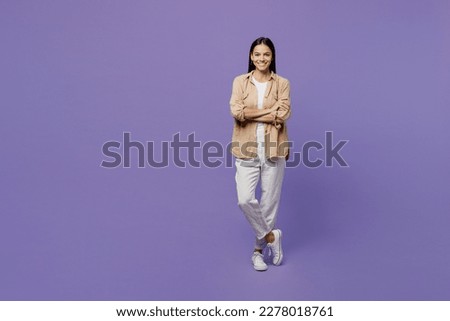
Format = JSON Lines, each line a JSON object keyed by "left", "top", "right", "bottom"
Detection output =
{"left": 1, "top": 0, "right": 449, "bottom": 300}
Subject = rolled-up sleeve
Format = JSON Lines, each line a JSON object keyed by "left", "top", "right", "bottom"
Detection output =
{"left": 274, "top": 79, "right": 291, "bottom": 125}
{"left": 229, "top": 77, "right": 246, "bottom": 122}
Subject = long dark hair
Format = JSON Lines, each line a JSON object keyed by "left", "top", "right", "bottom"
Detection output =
{"left": 248, "top": 37, "right": 276, "bottom": 73}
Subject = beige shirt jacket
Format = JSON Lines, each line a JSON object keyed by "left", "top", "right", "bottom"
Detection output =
{"left": 230, "top": 70, "right": 292, "bottom": 161}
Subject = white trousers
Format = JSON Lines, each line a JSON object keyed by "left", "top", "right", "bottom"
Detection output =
{"left": 234, "top": 142, "right": 286, "bottom": 250}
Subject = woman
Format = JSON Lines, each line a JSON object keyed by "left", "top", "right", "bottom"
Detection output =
{"left": 230, "top": 37, "right": 291, "bottom": 271}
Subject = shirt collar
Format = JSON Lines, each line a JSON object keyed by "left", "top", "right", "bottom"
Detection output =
{"left": 246, "top": 70, "right": 276, "bottom": 82}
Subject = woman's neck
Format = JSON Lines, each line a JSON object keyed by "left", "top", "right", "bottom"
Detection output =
{"left": 252, "top": 69, "right": 271, "bottom": 82}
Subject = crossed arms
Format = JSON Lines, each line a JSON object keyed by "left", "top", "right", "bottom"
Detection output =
{"left": 230, "top": 77, "right": 291, "bottom": 128}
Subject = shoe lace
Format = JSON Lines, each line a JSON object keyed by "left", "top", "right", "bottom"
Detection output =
{"left": 253, "top": 252, "right": 263, "bottom": 263}
{"left": 265, "top": 243, "right": 273, "bottom": 258}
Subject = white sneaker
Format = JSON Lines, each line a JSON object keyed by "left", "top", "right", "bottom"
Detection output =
{"left": 267, "top": 229, "right": 283, "bottom": 265}
{"left": 251, "top": 251, "right": 268, "bottom": 271}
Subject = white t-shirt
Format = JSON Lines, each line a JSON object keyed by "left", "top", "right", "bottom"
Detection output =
{"left": 252, "top": 77, "right": 267, "bottom": 150}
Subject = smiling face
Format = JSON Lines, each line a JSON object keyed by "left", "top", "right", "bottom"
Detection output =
{"left": 251, "top": 44, "right": 272, "bottom": 73}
